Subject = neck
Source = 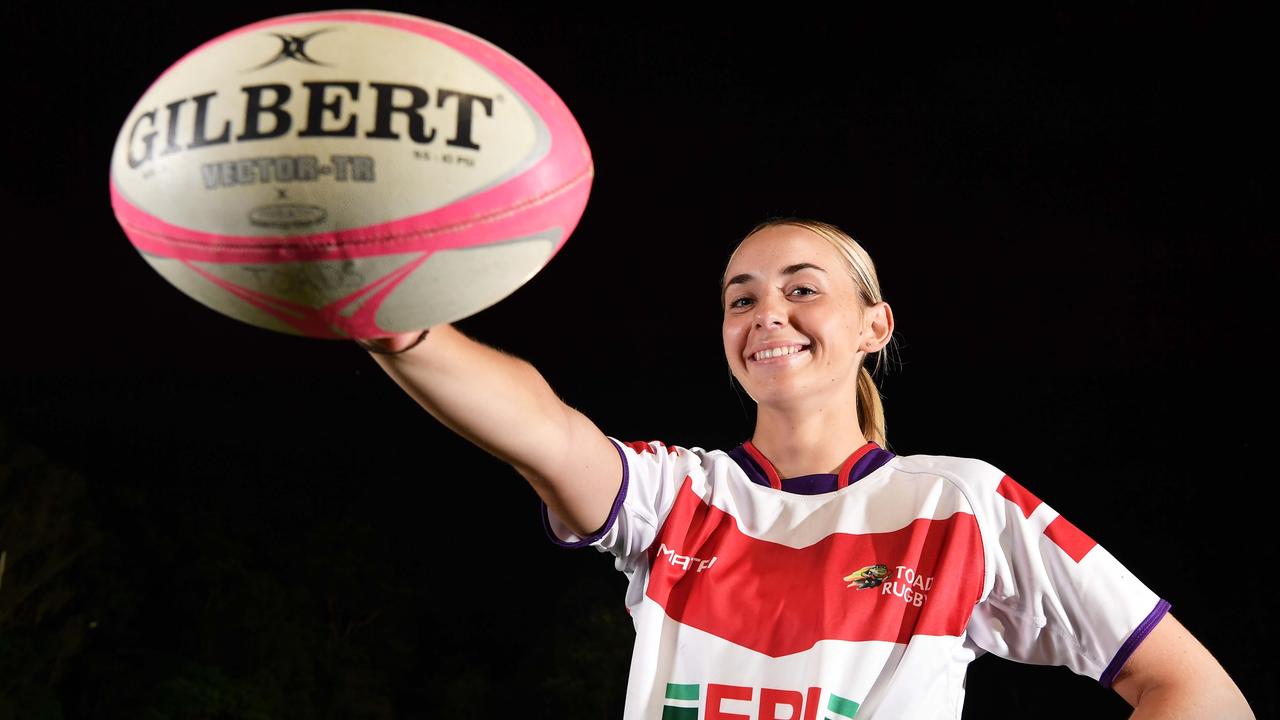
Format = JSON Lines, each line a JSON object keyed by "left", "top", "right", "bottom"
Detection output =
{"left": 751, "top": 397, "right": 867, "bottom": 478}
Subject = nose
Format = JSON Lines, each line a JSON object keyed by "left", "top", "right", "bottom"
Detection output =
{"left": 753, "top": 290, "right": 787, "bottom": 328}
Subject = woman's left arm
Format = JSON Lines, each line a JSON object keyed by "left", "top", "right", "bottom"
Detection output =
{"left": 1111, "top": 613, "right": 1253, "bottom": 719}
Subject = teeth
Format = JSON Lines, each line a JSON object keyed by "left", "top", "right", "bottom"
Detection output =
{"left": 753, "top": 345, "right": 805, "bottom": 361}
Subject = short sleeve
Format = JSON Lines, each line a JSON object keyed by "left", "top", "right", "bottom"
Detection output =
{"left": 966, "top": 472, "right": 1170, "bottom": 686}
{"left": 541, "top": 437, "right": 700, "bottom": 565}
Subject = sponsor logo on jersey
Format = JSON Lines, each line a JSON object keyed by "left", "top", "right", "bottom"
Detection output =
{"left": 657, "top": 543, "right": 717, "bottom": 573}
{"left": 662, "top": 682, "right": 861, "bottom": 720}
{"left": 842, "top": 563, "right": 888, "bottom": 589}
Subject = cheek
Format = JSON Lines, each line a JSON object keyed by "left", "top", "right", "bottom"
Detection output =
{"left": 722, "top": 323, "right": 745, "bottom": 364}
{"left": 828, "top": 303, "right": 862, "bottom": 340}
{"left": 721, "top": 331, "right": 736, "bottom": 363}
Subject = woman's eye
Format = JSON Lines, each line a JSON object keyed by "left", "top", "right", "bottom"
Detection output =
{"left": 728, "top": 287, "right": 815, "bottom": 310}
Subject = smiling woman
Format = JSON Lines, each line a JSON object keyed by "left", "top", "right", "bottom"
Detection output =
{"left": 360, "top": 218, "right": 1253, "bottom": 719}
{"left": 720, "top": 219, "right": 894, "bottom": 458}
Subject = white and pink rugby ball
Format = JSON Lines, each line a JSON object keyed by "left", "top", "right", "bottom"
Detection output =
{"left": 110, "top": 10, "right": 592, "bottom": 339}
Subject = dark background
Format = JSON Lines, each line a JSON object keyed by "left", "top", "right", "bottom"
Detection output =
{"left": 1, "top": 2, "right": 1274, "bottom": 718}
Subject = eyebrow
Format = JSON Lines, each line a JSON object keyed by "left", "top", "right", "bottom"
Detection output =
{"left": 722, "top": 263, "right": 827, "bottom": 299}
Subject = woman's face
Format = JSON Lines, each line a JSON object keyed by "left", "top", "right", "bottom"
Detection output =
{"left": 721, "top": 225, "right": 888, "bottom": 409}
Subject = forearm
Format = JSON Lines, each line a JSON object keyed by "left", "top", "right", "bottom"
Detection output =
{"left": 365, "top": 324, "right": 571, "bottom": 474}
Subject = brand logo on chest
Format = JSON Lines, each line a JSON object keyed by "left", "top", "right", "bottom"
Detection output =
{"left": 657, "top": 542, "right": 718, "bottom": 573}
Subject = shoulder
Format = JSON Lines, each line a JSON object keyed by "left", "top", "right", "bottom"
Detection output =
{"left": 889, "top": 452, "right": 1008, "bottom": 494}
{"left": 609, "top": 438, "right": 723, "bottom": 462}
{"left": 885, "top": 453, "right": 1034, "bottom": 540}
{"left": 612, "top": 438, "right": 710, "bottom": 456}
{"left": 606, "top": 438, "right": 733, "bottom": 484}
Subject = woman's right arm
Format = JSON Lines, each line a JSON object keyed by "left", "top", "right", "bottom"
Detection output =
{"left": 362, "top": 324, "right": 622, "bottom": 538}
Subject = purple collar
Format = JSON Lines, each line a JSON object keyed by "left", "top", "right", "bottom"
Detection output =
{"left": 728, "top": 440, "right": 895, "bottom": 495}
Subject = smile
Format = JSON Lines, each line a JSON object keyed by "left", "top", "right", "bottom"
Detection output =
{"left": 751, "top": 345, "right": 809, "bottom": 362}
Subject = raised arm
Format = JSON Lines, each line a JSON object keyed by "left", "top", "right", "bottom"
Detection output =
{"left": 362, "top": 325, "right": 621, "bottom": 537}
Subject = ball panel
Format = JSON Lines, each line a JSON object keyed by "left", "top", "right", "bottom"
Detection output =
{"left": 141, "top": 254, "right": 306, "bottom": 335}
{"left": 140, "top": 229, "right": 560, "bottom": 339}
{"left": 188, "top": 253, "right": 421, "bottom": 309}
{"left": 372, "top": 231, "right": 557, "bottom": 332}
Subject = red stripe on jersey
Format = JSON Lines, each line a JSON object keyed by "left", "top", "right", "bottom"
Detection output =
{"left": 623, "top": 440, "right": 674, "bottom": 455}
{"left": 707, "top": 684, "right": 752, "bottom": 719}
{"left": 1044, "top": 514, "right": 1098, "bottom": 562}
{"left": 996, "top": 475, "right": 1042, "bottom": 518}
{"left": 645, "top": 479, "right": 984, "bottom": 657}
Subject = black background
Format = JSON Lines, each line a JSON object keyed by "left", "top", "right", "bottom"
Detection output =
{"left": 1, "top": 2, "right": 1275, "bottom": 718}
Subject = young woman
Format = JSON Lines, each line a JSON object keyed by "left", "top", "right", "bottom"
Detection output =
{"left": 361, "top": 218, "right": 1252, "bottom": 719}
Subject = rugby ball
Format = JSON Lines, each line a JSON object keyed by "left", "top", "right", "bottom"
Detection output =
{"left": 109, "top": 10, "right": 592, "bottom": 338}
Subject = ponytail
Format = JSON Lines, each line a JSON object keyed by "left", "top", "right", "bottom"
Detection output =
{"left": 856, "top": 365, "right": 887, "bottom": 448}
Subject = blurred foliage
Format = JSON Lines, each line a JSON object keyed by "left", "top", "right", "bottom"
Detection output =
{"left": 0, "top": 421, "right": 631, "bottom": 718}
{"left": 0, "top": 423, "right": 102, "bottom": 720}
{"left": 536, "top": 584, "right": 633, "bottom": 718}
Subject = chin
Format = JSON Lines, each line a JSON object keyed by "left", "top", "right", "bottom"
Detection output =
{"left": 746, "top": 381, "right": 806, "bottom": 405}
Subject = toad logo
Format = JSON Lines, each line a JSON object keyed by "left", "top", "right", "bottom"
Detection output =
{"left": 842, "top": 563, "right": 888, "bottom": 590}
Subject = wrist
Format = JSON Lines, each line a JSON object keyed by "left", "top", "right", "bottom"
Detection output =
{"left": 356, "top": 328, "right": 430, "bottom": 355}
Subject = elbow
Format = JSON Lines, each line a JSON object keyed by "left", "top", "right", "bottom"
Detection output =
{"left": 1129, "top": 678, "right": 1254, "bottom": 719}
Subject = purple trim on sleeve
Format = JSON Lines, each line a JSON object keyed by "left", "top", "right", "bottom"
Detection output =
{"left": 1099, "top": 598, "right": 1172, "bottom": 687}
{"left": 540, "top": 437, "right": 630, "bottom": 549}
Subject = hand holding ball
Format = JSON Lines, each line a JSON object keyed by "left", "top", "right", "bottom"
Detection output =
{"left": 110, "top": 10, "right": 592, "bottom": 339}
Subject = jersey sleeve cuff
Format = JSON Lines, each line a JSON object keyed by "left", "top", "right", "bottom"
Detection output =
{"left": 1098, "top": 598, "right": 1172, "bottom": 687}
{"left": 540, "top": 437, "right": 630, "bottom": 548}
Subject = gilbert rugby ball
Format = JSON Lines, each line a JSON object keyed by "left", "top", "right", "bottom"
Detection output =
{"left": 109, "top": 10, "right": 592, "bottom": 338}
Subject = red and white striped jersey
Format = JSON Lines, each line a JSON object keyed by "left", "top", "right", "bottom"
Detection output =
{"left": 543, "top": 438, "right": 1168, "bottom": 720}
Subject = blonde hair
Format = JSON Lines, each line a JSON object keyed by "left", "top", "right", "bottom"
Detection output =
{"left": 721, "top": 218, "right": 894, "bottom": 448}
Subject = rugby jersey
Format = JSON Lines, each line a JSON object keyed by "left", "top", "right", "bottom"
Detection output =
{"left": 543, "top": 438, "right": 1168, "bottom": 719}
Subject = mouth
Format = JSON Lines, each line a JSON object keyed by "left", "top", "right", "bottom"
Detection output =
{"left": 749, "top": 344, "right": 810, "bottom": 363}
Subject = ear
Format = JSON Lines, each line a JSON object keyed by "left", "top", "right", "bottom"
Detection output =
{"left": 860, "top": 301, "right": 894, "bottom": 353}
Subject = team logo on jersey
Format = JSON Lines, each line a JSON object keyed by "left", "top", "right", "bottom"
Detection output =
{"left": 662, "top": 682, "right": 861, "bottom": 720}
{"left": 844, "top": 564, "right": 934, "bottom": 606}
{"left": 843, "top": 563, "right": 888, "bottom": 589}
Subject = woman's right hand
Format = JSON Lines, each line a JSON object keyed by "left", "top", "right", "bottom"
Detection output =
{"left": 356, "top": 329, "right": 431, "bottom": 354}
